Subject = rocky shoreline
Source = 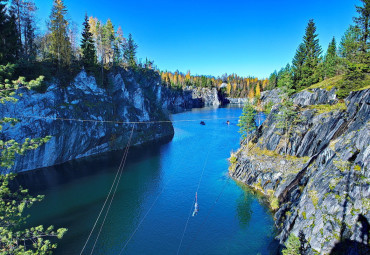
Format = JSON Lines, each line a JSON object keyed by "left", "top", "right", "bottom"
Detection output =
{"left": 229, "top": 88, "right": 370, "bottom": 254}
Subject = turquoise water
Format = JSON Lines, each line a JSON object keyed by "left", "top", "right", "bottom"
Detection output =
{"left": 18, "top": 106, "right": 278, "bottom": 255}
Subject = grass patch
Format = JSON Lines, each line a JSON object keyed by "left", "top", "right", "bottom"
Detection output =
{"left": 308, "top": 102, "right": 347, "bottom": 115}
{"left": 267, "top": 189, "right": 279, "bottom": 210}
{"left": 309, "top": 189, "right": 319, "bottom": 208}
{"left": 306, "top": 75, "right": 343, "bottom": 91}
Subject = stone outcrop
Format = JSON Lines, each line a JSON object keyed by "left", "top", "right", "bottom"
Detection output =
{"left": 230, "top": 88, "right": 370, "bottom": 254}
{"left": 0, "top": 69, "right": 174, "bottom": 173}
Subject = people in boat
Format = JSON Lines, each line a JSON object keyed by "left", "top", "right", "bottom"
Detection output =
{"left": 200, "top": 121, "right": 205, "bottom": 125}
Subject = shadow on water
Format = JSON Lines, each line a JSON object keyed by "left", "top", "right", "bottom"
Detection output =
{"left": 15, "top": 138, "right": 170, "bottom": 193}
{"left": 16, "top": 140, "right": 169, "bottom": 255}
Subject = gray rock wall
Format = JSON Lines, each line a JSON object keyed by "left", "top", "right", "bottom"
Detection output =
{"left": 0, "top": 69, "right": 174, "bottom": 173}
{"left": 230, "top": 88, "right": 370, "bottom": 254}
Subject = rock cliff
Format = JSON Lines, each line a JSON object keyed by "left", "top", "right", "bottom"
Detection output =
{"left": 0, "top": 69, "right": 174, "bottom": 173}
{"left": 230, "top": 88, "right": 370, "bottom": 254}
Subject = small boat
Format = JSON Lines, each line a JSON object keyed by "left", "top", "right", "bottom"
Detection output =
{"left": 200, "top": 121, "right": 206, "bottom": 125}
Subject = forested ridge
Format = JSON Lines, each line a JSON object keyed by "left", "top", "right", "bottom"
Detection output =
{"left": 267, "top": 1, "right": 370, "bottom": 98}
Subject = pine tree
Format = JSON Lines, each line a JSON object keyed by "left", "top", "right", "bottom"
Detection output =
{"left": 353, "top": 0, "right": 370, "bottom": 54}
{"left": 8, "top": 1, "right": 37, "bottom": 61}
{"left": 49, "top": 0, "right": 71, "bottom": 68}
{"left": 297, "top": 19, "right": 322, "bottom": 90}
{"left": 292, "top": 43, "right": 306, "bottom": 85}
{"left": 282, "top": 234, "right": 301, "bottom": 255}
{"left": 237, "top": 102, "right": 256, "bottom": 151}
{"left": 0, "top": 1, "right": 21, "bottom": 64}
{"left": 267, "top": 70, "right": 278, "bottom": 89}
{"left": 275, "top": 87, "right": 297, "bottom": 155}
{"left": 124, "top": 33, "right": 138, "bottom": 68}
{"left": 323, "top": 37, "right": 339, "bottom": 78}
{"left": 339, "top": 26, "right": 362, "bottom": 62}
{"left": 81, "top": 13, "right": 97, "bottom": 71}
{"left": 4, "top": 11, "right": 21, "bottom": 63}
{"left": 277, "top": 64, "right": 294, "bottom": 91}
{"left": 113, "top": 26, "right": 125, "bottom": 65}
{"left": 102, "top": 19, "right": 115, "bottom": 66}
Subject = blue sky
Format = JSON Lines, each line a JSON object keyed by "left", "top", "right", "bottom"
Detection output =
{"left": 33, "top": 0, "right": 360, "bottom": 78}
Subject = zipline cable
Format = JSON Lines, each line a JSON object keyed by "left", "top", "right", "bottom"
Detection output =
{"left": 118, "top": 145, "right": 208, "bottom": 254}
{"left": 118, "top": 180, "right": 167, "bottom": 255}
{"left": 18, "top": 114, "right": 240, "bottom": 124}
{"left": 176, "top": 150, "right": 210, "bottom": 255}
{"left": 89, "top": 124, "right": 136, "bottom": 255}
{"left": 79, "top": 124, "right": 135, "bottom": 255}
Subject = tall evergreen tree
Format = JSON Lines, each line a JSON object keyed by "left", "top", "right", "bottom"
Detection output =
{"left": 49, "top": 0, "right": 71, "bottom": 68}
{"left": 267, "top": 70, "right": 278, "bottom": 89}
{"left": 9, "top": 0, "right": 37, "bottom": 60}
{"left": 80, "top": 13, "right": 97, "bottom": 70}
{"left": 124, "top": 33, "right": 138, "bottom": 68}
{"left": 102, "top": 19, "right": 115, "bottom": 66}
{"left": 353, "top": 0, "right": 370, "bottom": 54}
{"left": 277, "top": 64, "right": 294, "bottom": 90}
{"left": 298, "top": 19, "right": 322, "bottom": 89}
{"left": 339, "top": 25, "right": 362, "bottom": 62}
{"left": 0, "top": 0, "right": 21, "bottom": 64}
{"left": 323, "top": 37, "right": 339, "bottom": 78}
{"left": 292, "top": 43, "right": 306, "bottom": 84}
{"left": 0, "top": 0, "right": 8, "bottom": 64}
{"left": 237, "top": 102, "right": 256, "bottom": 153}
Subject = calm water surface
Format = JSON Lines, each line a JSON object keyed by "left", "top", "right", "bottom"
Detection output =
{"left": 17, "top": 106, "right": 277, "bottom": 255}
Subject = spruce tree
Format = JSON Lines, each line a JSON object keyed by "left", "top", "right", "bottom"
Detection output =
{"left": 292, "top": 43, "right": 306, "bottom": 85}
{"left": 81, "top": 13, "right": 97, "bottom": 71}
{"left": 49, "top": 0, "right": 71, "bottom": 68}
{"left": 339, "top": 26, "right": 362, "bottom": 62}
{"left": 299, "top": 19, "right": 322, "bottom": 89}
{"left": 102, "top": 19, "right": 115, "bottom": 66}
{"left": 323, "top": 37, "right": 339, "bottom": 78}
{"left": 124, "top": 33, "right": 138, "bottom": 68}
{"left": 277, "top": 64, "right": 294, "bottom": 90}
{"left": 237, "top": 102, "right": 256, "bottom": 153}
{"left": 0, "top": 1, "right": 21, "bottom": 64}
{"left": 282, "top": 234, "right": 301, "bottom": 255}
{"left": 353, "top": 0, "right": 370, "bottom": 54}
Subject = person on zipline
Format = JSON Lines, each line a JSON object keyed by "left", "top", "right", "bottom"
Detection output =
{"left": 192, "top": 192, "right": 199, "bottom": 216}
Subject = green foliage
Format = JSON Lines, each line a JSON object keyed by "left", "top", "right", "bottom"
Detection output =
{"left": 337, "top": 61, "right": 369, "bottom": 98}
{"left": 277, "top": 64, "right": 294, "bottom": 90}
{"left": 353, "top": 0, "right": 370, "bottom": 54}
{"left": 274, "top": 88, "right": 298, "bottom": 155}
{"left": 263, "top": 101, "right": 274, "bottom": 114}
{"left": 124, "top": 33, "right": 138, "bottom": 68}
{"left": 0, "top": 174, "right": 67, "bottom": 254}
{"left": 323, "top": 37, "right": 340, "bottom": 78}
{"left": 0, "top": 65, "right": 66, "bottom": 253}
{"left": 0, "top": 1, "right": 21, "bottom": 65}
{"left": 267, "top": 70, "right": 278, "bottom": 89}
{"left": 308, "top": 102, "right": 347, "bottom": 115}
{"left": 339, "top": 26, "right": 362, "bottom": 63}
{"left": 237, "top": 102, "right": 257, "bottom": 141}
{"left": 282, "top": 234, "right": 301, "bottom": 255}
{"left": 49, "top": 0, "right": 72, "bottom": 68}
{"left": 293, "top": 19, "right": 323, "bottom": 90}
{"left": 81, "top": 13, "right": 97, "bottom": 71}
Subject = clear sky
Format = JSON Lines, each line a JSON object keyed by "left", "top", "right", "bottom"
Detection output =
{"left": 33, "top": 0, "right": 360, "bottom": 78}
